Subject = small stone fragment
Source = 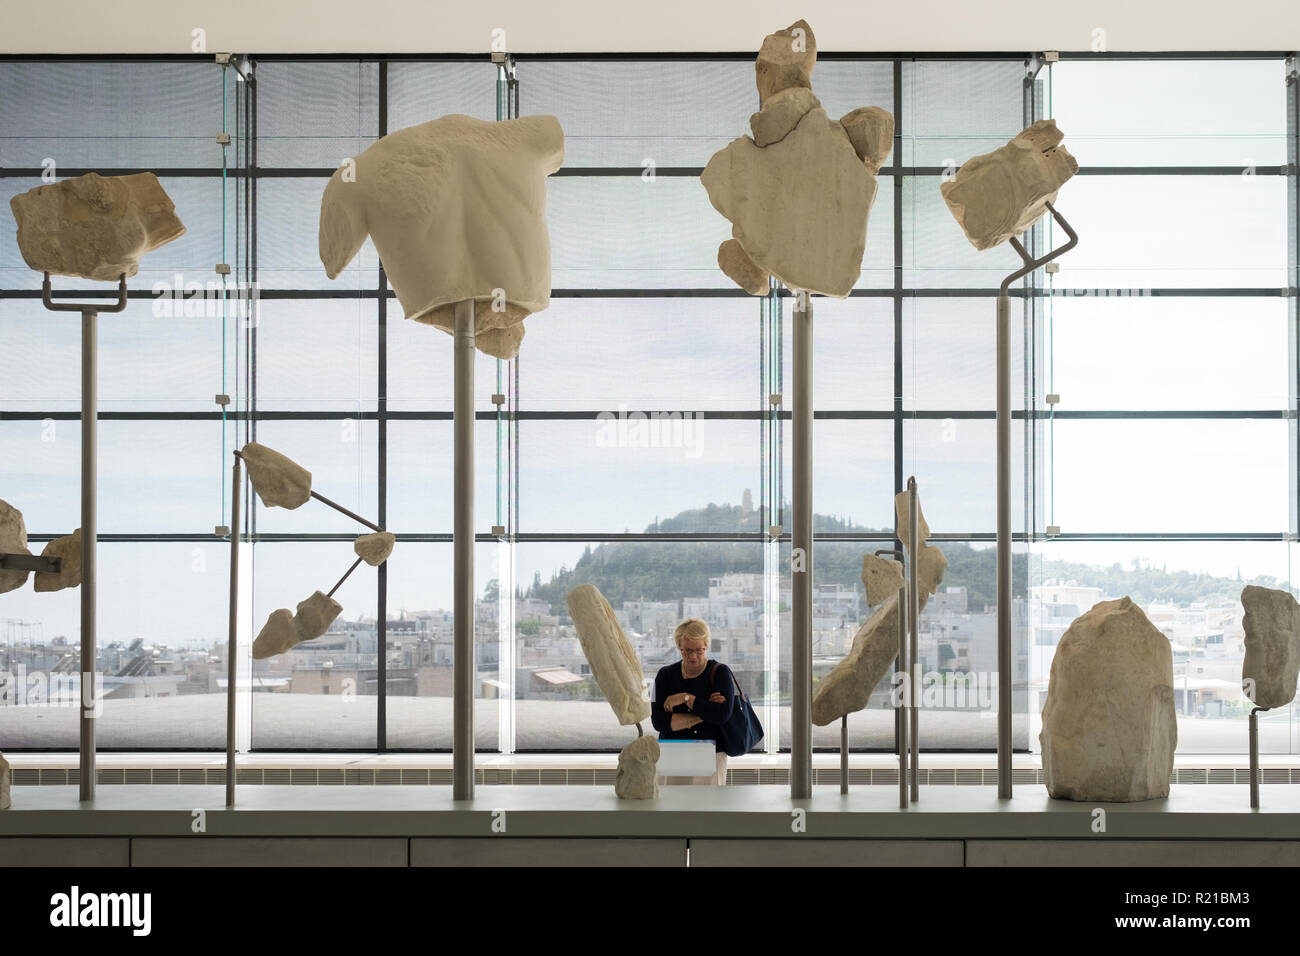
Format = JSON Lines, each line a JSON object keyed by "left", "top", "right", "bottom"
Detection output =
{"left": 9, "top": 172, "right": 185, "bottom": 281}
{"left": 895, "top": 488, "right": 929, "bottom": 546}
{"left": 840, "top": 107, "right": 895, "bottom": 174}
{"left": 717, "top": 239, "right": 770, "bottom": 295}
{"left": 252, "top": 592, "right": 343, "bottom": 660}
{"left": 1040, "top": 597, "right": 1177, "bottom": 802}
{"left": 756, "top": 19, "right": 817, "bottom": 106}
{"left": 241, "top": 442, "right": 312, "bottom": 510}
{"left": 0, "top": 499, "right": 32, "bottom": 594}
{"left": 0, "top": 751, "right": 10, "bottom": 810}
{"left": 750, "top": 87, "right": 820, "bottom": 147}
{"left": 354, "top": 531, "right": 396, "bottom": 567}
{"left": 941, "top": 118, "right": 1078, "bottom": 251}
{"left": 33, "top": 529, "right": 82, "bottom": 592}
{"left": 1241, "top": 585, "right": 1300, "bottom": 709}
{"left": 566, "top": 584, "right": 652, "bottom": 726}
{"left": 615, "top": 735, "right": 661, "bottom": 800}
{"left": 861, "top": 553, "right": 904, "bottom": 607}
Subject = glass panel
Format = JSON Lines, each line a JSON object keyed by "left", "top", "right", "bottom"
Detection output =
{"left": 387, "top": 61, "right": 497, "bottom": 131}
{"left": 385, "top": 420, "right": 498, "bottom": 534}
{"left": 901, "top": 59, "right": 1026, "bottom": 167}
{"left": 1047, "top": 295, "right": 1289, "bottom": 411}
{"left": 903, "top": 417, "right": 1028, "bottom": 534}
{"left": 256, "top": 178, "right": 379, "bottom": 290}
{"left": 254, "top": 299, "right": 378, "bottom": 413}
{"left": 904, "top": 175, "right": 1024, "bottom": 288}
{"left": 387, "top": 314, "right": 511, "bottom": 413}
{"left": 1050, "top": 60, "right": 1288, "bottom": 167}
{"left": 903, "top": 297, "right": 1028, "bottom": 410}
{"left": 1028, "top": 539, "right": 1296, "bottom": 754}
{"left": 254, "top": 61, "right": 379, "bottom": 168}
{"left": 1051, "top": 419, "right": 1287, "bottom": 533}
{"left": 382, "top": 542, "right": 498, "bottom": 750}
{"left": 249, "top": 419, "right": 378, "bottom": 536}
{"left": 518, "top": 419, "right": 758, "bottom": 534}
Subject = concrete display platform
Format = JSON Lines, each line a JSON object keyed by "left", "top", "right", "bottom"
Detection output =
{"left": 1, "top": 785, "right": 1297, "bottom": 866}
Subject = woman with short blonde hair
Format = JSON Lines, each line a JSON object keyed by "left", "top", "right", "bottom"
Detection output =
{"left": 652, "top": 617, "right": 733, "bottom": 786}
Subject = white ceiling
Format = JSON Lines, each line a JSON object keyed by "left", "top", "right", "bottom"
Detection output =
{"left": 3, "top": 0, "right": 1298, "bottom": 53}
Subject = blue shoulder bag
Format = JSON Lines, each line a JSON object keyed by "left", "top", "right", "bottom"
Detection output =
{"left": 708, "top": 661, "right": 764, "bottom": 757}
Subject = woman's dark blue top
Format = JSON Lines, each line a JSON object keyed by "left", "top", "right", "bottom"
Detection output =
{"left": 650, "top": 659, "right": 736, "bottom": 753}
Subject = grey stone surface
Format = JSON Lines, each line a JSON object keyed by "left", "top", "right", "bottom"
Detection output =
{"left": 967, "top": 840, "right": 1300, "bottom": 868}
{"left": 1241, "top": 585, "right": 1300, "bottom": 709}
{"left": 0, "top": 499, "right": 31, "bottom": 594}
{"left": 0, "top": 838, "right": 130, "bottom": 866}
{"left": 755, "top": 19, "right": 816, "bottom": 106}
{"left": 812, "top": 490, "right": 946, "bottom": 725}
{"left": 839, "top": 107, "right": 894, "bottom": 174}
{"left": 319, "top": 114, "right": 565, "bottom": 360}
{"left": 615, "top": 735, "right": 660, "bottom": 800}
{"left": 941, "top": 119, "right": 1078, "bottom": 251}
{"left": 860, "top": 553, "right": 903, "bottom": 607}
{"left": 702, "top": 18, "right": 892, "bottom": 299}
{"left": 690, "top": 838, "right": 963, "bottom": 867}
{"left": 565, "top": 584, "right": 652, "bottom": 726}
{"left": 9, "top": 172, "right": 185, "bottom": 281}
{"left": 33, "top": 528, "right": 81, "bottom": 592}
{"left": 354, "top": 531, "right": 395, "bottom": 567}
{"left": 241, "top": 442, "right": 312, "bottom": 509}
{"left": 131, "top": 837, "right": 407, "bottom": 867}
{"left": 1040, "top": 597, "right": 1177, "bottom": 802}
{"left": 412, "top": 837, "right": 686, "bottom": 867}
{"left": 253, "top": 591, "right": 343, "bottom": 660}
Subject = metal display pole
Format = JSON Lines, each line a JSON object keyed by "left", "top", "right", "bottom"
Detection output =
{"left": 839, "top": 715, "right": 848, "bottom": 795}
{"left": 453, "top": 298, "right": 476, "bottom": 800}
{"left": 898, "top": 580, "right": 908, "bottom": 807}
{"left": 790, "top": 291, "right": 813, "bottom": 799}
{"left": 41, "top": 272, "right": 127, "bottom": 802}
{"left": 226, "top": 452, "right": 242, "bottom": 806}
{"left": 907, "top": 477, "right": 920, "bottom": 802}
{"left": 1249, "top": 706, "right": 1263, "bottom": 809}
{"left": 995, "top": 203, "right": 1078, "bottom": 800}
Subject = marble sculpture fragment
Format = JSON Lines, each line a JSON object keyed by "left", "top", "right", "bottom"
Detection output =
{"left": 812, "top": 491, "right": 947, "bottom": 725}
{"left": 9, "top": 172, "right": 185, "bottom": 281}
{"left": 1240, "top": 585, "right": 1300, "bottom": 709}
{"left": 0, "top": 499, "right": 31, "bottom": 594}
{"left": 1039, "top": 597, "right": 1177, "bottom": 802}
{"left": 615, "top": 734, "right": 661, "bottom": 800}
{"left": 0, "top": 751, "right": 9, "bottom": 810}
{"left": 702, "top": 20, "right": 892, "bottom": 298}
{"left": 565, "top": 583, "right": 651, "bottom": 726}
{"left": 319, "top": 114, "right": 565, "bottom": 360}
{"left": 941, "top": 119, "right": 1078, "bottom": 251}
{"left": 34, "top": 529, "right": 82, "bottom": 592}
{"left": 354, "top": 531, "right": 396, "bottom": 567}
{"left": 252, "top": 591, "right": 343, "bottom": 660}
{"left": 241, "top": 442, "right": 312, "bottom": 510}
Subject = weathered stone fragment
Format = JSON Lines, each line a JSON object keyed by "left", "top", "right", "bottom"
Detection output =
{"left": 241, "top": 442, "right": 312, "bottom": 510}
{"left": 840, "top": 107, "right": 895, "bottom": 174}
{"left": 941, "top": 119, "right": 1078, "bottom": 251}
{"left": 9, "top": 172, "right": 185, "bottom": 281}
{"left": 354, "top": 531, "right": 395, "bottom": 567}
{"left": 565, "top": 584, "right": 651, "bottom": 726}
{"left": 1040, "top": 597, "right": 1177, "bottom": 802}
{"left": 750, "top": 87, "right": 820, "bottom": 147}
{"left": 615, "top": 735, "right": 660, "bottom": 800}
{"left": 252, "top": 591, "right": 343, "bottom": 660}
{"left": 813, "top": 491, "right": 947, "bottom": 725}
{"left": 0, "top": 499, "right": 31, "bottom": 594}
{"left": 861, "top": 553, "right": 904, "bottom": 607}
{"left": 717, "top": 239, "right": 770, "bottom": 295}
{"left": 34, "top": 529, "right": 82, "bottom": 592}
{"left": 756, "top": 19, "right": 816, "bottom": 106}
{"left": 0, "top": 751, "right": 10, "bottom": 810}
{"left": 1241, "top": 585, "right": 1300, "bottom": 709}
{"left": 319, "top": 114, "right": 564, "bottom": 360}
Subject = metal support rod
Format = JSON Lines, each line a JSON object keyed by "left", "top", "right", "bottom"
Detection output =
{"left": 907, "top": 478, "right": 920, "bottom": 802}
{"left": 453, "top": 298, "right": 476, "bottom": 800}
{"left": 996, "top": 204, "right": 1078, "bottom": 799}
{"left": 226, "top": 453, "right": 241, "bottom": 807}
{"left": 790, "top": 292, "right": 813, "bottom": 799}
{"left": 897, "top": 581, "right": 908, "bottom": 808}
{"left": 877, "top": 546, "right": 907, "bottom": 808}
{"left": 1249, "top": 707, "right": 1262, "bottom": 809}
{"left": 327, "top": 556, "right": 364, "bottom": 599}
{"left": 309, "top": 490, "right": 383, "bottom": 532}
{"left": 840, "top": 714, "right": 848, "bottom": 795}
{"left": 42, "top": 273, "right": 126, "bottom": 803}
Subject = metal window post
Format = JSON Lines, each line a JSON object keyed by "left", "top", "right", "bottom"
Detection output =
{"left": 791, "top": 290, "right": 813, "bottom": 799}
{"left": 453, "top": 297, "right": 476, "bottom": 800}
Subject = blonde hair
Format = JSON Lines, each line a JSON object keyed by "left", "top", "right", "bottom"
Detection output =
{"left": 673, "top": 618, "right": 711, "bottom": 650}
